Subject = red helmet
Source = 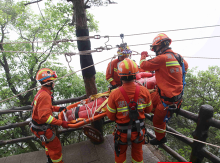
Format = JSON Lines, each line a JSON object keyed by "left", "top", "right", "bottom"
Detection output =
{"left": 150, "top": 33, "right": 172, "bottom": 51}
{"left": 117, "top": 45, "right": 132, "bottom": 56}
{"left": 118, "top": 58, "right": 139, "bottom": 76}
{"left": 36, "top": 68, "right": 57, "bottom": 82}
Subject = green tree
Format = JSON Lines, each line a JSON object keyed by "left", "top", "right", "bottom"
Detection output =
{"left": 0, "top": 0, "right": 100, "bottom": 157}
{"left": 164, "top": 66, "right": 220, "bottom": 162}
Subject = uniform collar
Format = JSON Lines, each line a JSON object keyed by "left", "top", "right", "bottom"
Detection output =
{"left": 122, "top": 81, "right": 135, "bottom": 86}
{"left": 41, "top": 86, "right": 52, "bottom": 95}
{"left": 161, "top": 48, "right": 173, "bottom": 54}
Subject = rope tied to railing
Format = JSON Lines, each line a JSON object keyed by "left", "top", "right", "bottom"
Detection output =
{"left": 145, "top": 124, "right": 220, "bottom": 149}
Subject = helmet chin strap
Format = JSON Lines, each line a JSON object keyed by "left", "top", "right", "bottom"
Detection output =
{"left": 155, "top": 47, "right": 171, "bottom": 56}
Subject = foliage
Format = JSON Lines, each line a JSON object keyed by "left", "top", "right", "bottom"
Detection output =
{"left": 163, "top": 66, "right": 220, "bottom": 162}
{"left": 0, "top": 0, "right": 100, "bottom": 157}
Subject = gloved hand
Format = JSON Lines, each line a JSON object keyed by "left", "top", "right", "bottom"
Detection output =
{"left": 59, "top": 107, "right": 67, "bottom": 112}
{"left": 141, "top": 51, "right": 149, "bottom": 60}
{"left": 61, "top": 121, "right": 70, "bottom": 128}
{"left": 110, "top": 84, "right": 117, "bottom": 91}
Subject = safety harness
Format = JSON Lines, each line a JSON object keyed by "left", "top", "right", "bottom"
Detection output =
{"left": 30, "top": 89, "right": 56, "bottom": 143}
{"left": 114, "top": 84, "right": 147, "bottom": 157}
{"left": 159, "top": 52, "right": 186, "bottom": 123}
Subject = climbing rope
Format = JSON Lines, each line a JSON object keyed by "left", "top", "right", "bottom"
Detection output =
{"left": 0, "top": 35, "right": 101, "bottom": 45}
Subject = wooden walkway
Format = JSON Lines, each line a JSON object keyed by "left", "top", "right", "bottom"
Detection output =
{"left": 0, "top": 134, "right": 165, "bottom": 163}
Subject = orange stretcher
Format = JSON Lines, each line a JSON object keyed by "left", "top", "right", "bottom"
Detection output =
{"left": 58, "top": 72, "right": 157, "bottom": 129}
{"left": 58, "top": 92, "right": 109, "bottom": 128}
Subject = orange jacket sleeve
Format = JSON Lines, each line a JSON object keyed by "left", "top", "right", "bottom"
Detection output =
{"left": 37, "top": 94, "right": 62, "bottom": 126}
{"left": 140, "top": 55, "right": 164, "bottom": 71}
{"left": 106, "top": 92, "right": 117, "bottom": 121}
{"left": 52, "top": 106, "right": 60, "bottom": 112}
{"left": 106, "top": 62, "right": 117, "bottom": 86}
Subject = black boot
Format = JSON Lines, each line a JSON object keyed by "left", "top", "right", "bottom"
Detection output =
{"left": 150, "top": 137, "right": 167, "bottom": 145}
{"left": 47, "top": 155, "right": 53, "bottom": 163}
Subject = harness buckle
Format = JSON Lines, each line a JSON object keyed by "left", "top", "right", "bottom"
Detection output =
{"left": 40, "top": 135, "right": 47, "bottom": 142}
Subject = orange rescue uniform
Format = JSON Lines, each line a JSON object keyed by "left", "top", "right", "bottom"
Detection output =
{"left": 107, "top": 82, "right": 153, "bottom": 163}
{"left": 140, "top": 48, "right": 188, "bottom": 140}
{"left": 31, "top": 86, "right": 63, "bottom": 163}
{"left": 106, "top": 59, "right": 122, "bottom": 87}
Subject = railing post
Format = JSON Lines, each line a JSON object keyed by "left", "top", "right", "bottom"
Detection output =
{"left": 190, "top": 104, "right": 214, "bottom": 163}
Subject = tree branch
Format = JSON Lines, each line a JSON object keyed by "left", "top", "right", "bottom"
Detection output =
{"left": 36, "top": 19, "right": 70, "bottom": 76}
{"left": 24, "top": 0, "right": 43, "bottom": 6}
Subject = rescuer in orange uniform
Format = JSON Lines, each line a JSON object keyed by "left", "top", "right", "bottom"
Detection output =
{"left": 139, "top": 33, "right": 188, "bottom": 145}
{"left": 30, "top": 68, "right": 69, "bottom": 163}
{"left": 106, "top": 44, "right": 132, "bottom": 90}
{"left": 106, "top": 58, "right": 153, "bottom": 163}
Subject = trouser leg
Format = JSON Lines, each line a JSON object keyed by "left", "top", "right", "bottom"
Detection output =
{"left": 114, "top": 143, "right": 127, "bottom": 163}
{"left": 131, "top": 141, "right": 144, "bottom": 163}
{"left": 153, "top": 102, "right": 167, "bottom": 141}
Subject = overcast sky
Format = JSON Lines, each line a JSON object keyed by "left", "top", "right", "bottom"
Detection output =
{"left": 30, "top": 0, "right": 220, "bottom": 73}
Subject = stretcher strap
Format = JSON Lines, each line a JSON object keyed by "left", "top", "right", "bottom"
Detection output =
{"left": 95, "top": 98, "right": 108, "bottom": 113}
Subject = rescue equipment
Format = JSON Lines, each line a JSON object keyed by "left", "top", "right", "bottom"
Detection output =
{"left": 58, "top": 92, "right": 109, "bottom": 128}
{"left": 30, "top": 119, "right": 56, "bottom": 143}
{"left": 135, "top": 72, "right": 156, "bottom": 89}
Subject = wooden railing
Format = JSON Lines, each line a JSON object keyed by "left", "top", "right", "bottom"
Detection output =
{"left": 0, "top": 101, "right": 220, "bottom": 163}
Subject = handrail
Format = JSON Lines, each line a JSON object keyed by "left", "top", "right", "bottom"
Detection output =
{"left": 0, "top": 94, "right": 87, "bottom": 115}
{"left": 1, "top": 103, "right": 220, "bottom": 162}
{"left": 0, "top": 119, "right": 113, "bottom": 146}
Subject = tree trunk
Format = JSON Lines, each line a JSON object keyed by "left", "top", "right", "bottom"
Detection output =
{"left": 72, "top": 0, "right": 103, "bottom": 144}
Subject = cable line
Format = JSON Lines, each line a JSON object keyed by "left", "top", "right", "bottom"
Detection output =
{"left": 106, "top": 24, "right": 220, "bottom": 37}
{"left": 0, "top": 36, "right": 100, "bottom": 45}
{"left": 128, "top": 35, "right": 220, "bottom": 47}
{"left": 1, "top": 24, "right": 220, "bottom": 44}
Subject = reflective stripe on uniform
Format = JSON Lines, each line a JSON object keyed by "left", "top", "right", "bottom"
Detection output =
{"left": 34, "top": 100, "right": 37, "bottom": 106}
{"left": 138, "top": 102, "right": 152, "bottom": 109}
{"left": 51, "top": 155, "right": 62, "bottom": 163}
{"left": 46, "top": 115, "right": 54, "bottom": 124}
{"left": 107, "top": 104, "right": 116, "bottom": 113}
{"left": 114, "top": 68, "right": 118, "bottom": 72}
{"left": 117, "top": 102, "right": 152, "bottom": 112}
{"left": 139, "top": 59, "right": 146, "bottom": 66}
{"left": 107, "top": 78, "right": 114, "bottom": 83}
{"left": 117, "top": 106, "right": 128, "bottom": 112}
{"left": 132, "top": 158, "right": 143, "bottom": 163}
{"left": 45, "top": 147, "right": 48, "bottom": 151}
{"left": 166, "top": 61, "right": 180, "bottom": 67}
{"left": 154, "top": 127, "right": 166, "bottom": 133}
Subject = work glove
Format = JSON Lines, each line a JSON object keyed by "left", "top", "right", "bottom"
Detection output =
{"left": 61, "top": 121, "right": 70, "bottom": 128}
{"left": 59, "top": 107, "right": 67, "bottom": 112}
{"left": 141, "top": 51, "right": 149, "bottom": 60}
{"left": 110, "top": 84, "right": 117, "bottom": 91}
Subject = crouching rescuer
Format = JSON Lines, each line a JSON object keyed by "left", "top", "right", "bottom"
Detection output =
{"left": 106, "top": 58, "right": 153, "bottom": 163}
{"left": 30, "top": 68, "right": 70, "bottom": 163}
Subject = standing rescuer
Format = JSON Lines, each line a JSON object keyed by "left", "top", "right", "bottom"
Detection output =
{"left": 106, "top": 58, "right": 153, "bottom": 163}
{"left": 139, "top": 33, "right": 188, "bottom": 145}
{"left": 106, "top": 44, "right": 132, "bottom": 90}
{"left": 30, "top": 68, "right": 69, "bottom": 163}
